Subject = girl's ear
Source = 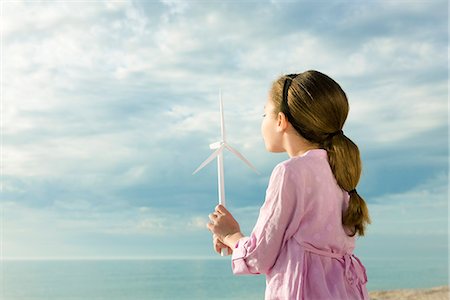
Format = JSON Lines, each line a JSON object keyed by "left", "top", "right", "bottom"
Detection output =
{"left": 276, "top": 112, "right": 288, "bottom": 132}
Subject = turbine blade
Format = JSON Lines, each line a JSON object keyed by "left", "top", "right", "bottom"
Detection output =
{"left": 224, "top": 144, "right": 259, "bottom": 174}
{"left": 192, "top": 144, "right": 225, "bottom": 175}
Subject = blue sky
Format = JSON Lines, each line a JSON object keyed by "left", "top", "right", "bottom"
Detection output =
{"left": 1, "top": 0, "right": 448, "bottom": 260}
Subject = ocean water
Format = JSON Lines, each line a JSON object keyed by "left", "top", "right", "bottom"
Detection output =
{"left": 0, "top": 257, "right": 448, "bottom": 300}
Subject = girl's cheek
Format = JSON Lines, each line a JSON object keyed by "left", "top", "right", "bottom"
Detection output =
{"left": 261, "top": 119, "right": 268, "bottom": 139}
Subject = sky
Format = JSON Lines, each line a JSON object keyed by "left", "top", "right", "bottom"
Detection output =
{"left": 0, "top": 0, "right": 448, "bottom": 261}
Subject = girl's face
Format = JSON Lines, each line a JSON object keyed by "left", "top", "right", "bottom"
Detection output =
{"left": 261, "top": 96, "right": 284, "bottom": 152}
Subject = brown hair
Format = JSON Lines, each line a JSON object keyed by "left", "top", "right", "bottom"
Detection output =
{"left": 269, "top": 70, "right": 371, "bottom": 237}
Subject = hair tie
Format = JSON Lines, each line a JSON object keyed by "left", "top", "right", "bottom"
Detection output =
{"left": 328, "top": 129, "right": 343, "bottom": 140}
{"left": 349, "top": 189, "right": 357, "bottom": 195}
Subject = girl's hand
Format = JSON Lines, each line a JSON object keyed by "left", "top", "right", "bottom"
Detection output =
{"left": 206, "top": 204, "right": 241, "bottom": 242}
{"left": 213, "top": 234, "right": 232, "bottom": 255}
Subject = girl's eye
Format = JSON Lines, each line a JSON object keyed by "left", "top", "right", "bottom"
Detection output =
{"left": 262, "top": 113, "right": 266, "bottom": 118}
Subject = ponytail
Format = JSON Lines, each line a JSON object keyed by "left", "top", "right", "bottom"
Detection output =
{"left": 323, "top": 133, "right": 371, "bottom": 237}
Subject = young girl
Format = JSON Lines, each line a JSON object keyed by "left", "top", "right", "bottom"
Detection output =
{"left": 207, "top": 70, "right": 371, "bottom": 300}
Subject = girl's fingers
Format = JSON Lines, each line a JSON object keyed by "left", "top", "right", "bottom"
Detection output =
{"left": 208, "top": 212, "right": 219, "bottom": 221}
{"left": 214, "top": 242, "right": 233, "bottom": 255}
{"left": 215, "top": 204, "right": 228, "bottom": 215}
{"left": 206, "top": 221, "right": 212, "bottom": 231}
{"left": 213, "top": 236, "right": 230, "bottom": 254}
{"left": 214, "top": 242, "right": 220, "bottom": 253}
{"left": 214, "top": 234, "right": 223, "bottom": 244}
{"left": 214, "top": 240, "right": 224, "bottom": 253}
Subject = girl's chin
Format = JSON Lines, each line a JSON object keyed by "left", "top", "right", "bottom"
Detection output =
{"left": 265, "top": 144, "right": 284, "bottom": 153}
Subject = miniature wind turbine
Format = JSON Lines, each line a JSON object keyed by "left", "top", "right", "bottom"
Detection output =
{"left": 193, "top": 89, "right": 259, "bottom": 256}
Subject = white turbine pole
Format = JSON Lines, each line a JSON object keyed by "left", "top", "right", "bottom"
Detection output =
{"left": 218, "top": 89, "right": 226, "bottom": 207}
{"left": 217, "top": 150, "right": 225, "bottom": 207}
{"left": 219, "top": 88, "right": 226, "bottom": 142}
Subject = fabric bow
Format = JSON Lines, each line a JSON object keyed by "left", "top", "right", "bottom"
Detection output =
{"left": 343, "top": 253, "right": 368, "bottom": 286}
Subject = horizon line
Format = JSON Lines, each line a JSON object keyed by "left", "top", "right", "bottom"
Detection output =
{"left": 0, "top": 255, "right": 229, "bottom": 261}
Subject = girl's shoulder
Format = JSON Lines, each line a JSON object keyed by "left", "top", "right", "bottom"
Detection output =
{"left": 272, "top": 150, "right": 327, "bottom": 179}
{"left": 270, "top": 158, "right": 308, "bottom": 180}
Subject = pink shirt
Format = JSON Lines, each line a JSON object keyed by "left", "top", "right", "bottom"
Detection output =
{"left": 231, "top": 148, "right": 369, "bottom": 300}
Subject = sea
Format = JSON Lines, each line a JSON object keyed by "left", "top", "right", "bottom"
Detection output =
{"left": 0, "top": 256, "right": 448, "bottom": 300}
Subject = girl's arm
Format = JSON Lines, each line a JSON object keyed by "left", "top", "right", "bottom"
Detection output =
{"left": 229, "top": 163, "right": 302, "bottom": 275}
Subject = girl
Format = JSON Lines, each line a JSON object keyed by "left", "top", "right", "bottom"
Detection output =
{"left": 207, "top": 70, "right": 371, "bottom": 300}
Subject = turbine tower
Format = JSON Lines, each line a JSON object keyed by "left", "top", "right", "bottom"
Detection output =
{"left": 193, "top": 89, "right": 259, "bottom": 255}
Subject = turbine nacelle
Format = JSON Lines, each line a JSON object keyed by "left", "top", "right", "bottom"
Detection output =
{"left": 209, "top": 141, "right": 223, "bottom": 150}
{"left": 192, "top": 141, "right": 258, "bottom": 176}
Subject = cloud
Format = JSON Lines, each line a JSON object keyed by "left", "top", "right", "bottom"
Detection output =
{"left": 2, "top": 0, "right": 447, "bottom": 258}
{"left": 367, "top": 171, "right": 448, "bottom": 236}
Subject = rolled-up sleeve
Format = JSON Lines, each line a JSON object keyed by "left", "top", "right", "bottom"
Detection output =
{"left": 231, "top": 163, "right": 301, "bottom": 275}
